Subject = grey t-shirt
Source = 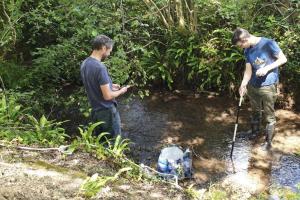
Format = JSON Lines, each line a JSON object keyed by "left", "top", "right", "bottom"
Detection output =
{"left": 80, "top": 57, "right": 116, "bottom": 111}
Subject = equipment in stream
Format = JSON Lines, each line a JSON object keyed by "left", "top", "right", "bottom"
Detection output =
{"left": 230, "top": 96, "right": 243, "bottom": 158}
{"left": 157, "top": 145, "right": 193, "bottom": 180}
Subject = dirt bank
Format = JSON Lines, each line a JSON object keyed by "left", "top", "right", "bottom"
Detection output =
{"left": 0, "top": 149, "right": 186, "bottom": 200}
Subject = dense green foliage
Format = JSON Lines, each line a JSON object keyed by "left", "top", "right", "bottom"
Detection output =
{"left": 1, "top": 0, "right": 299, "bottom": 94}
{"left": 0, "top": 0, "right": 299, "bottom": 143}
{"left": 0, "top": 0, "right": 299, "bottom": 151}
{"left": 0, "top": 91, "right": 67, "bottom": 146}
{"left": 70, "top": 122, "right": 130, "bottom": 160}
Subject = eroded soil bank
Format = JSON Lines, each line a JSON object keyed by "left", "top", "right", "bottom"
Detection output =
{"left": 0, "top": 149, "right": 186, "bottom": 200}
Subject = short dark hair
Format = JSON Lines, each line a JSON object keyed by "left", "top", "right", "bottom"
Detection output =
{"left": 232, "top": 28, "right": 250, "bottom": 45}
{"left": 91, "top": 35, "right": 114, "bottom": 50}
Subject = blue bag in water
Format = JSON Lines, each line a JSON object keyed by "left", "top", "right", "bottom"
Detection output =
{"left": 157, "top": 145, "right": 193, "bottom": 179}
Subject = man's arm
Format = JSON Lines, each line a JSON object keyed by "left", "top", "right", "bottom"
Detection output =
{"left": 239, "top": 63, "right": 252, "bottom": 97}
{"left": 100, "top": 84, "right": 129, "bottom": 101}
{"left": 256, "top": 51, "right": 287, "bottom": 77}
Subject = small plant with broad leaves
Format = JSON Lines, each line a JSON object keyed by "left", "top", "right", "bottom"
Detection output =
{"left": 71, "top": 122, "right": 131, "bottom": 160}
{"left": 23, "top": 114, "right": 68, "bottom": 146}
{"left": 106, "top": 135, "right": 131, "bottom": 159}
{"left": 80, "top": 167, "right": 132, "bottom": 198}
{"left": 0, "top": 92, "right": 67, "bottom": 146}
{"left": 184, "top": 184, "right": 203, "bottom": 200}
{"left": 205, "top": 184, "right": 228, "bottom": 200}
{"left": 0, "top": 92, "right": 23, "bottom": 126}
{"left": 71, "top": 122, "right": 110, "bottom": 159}
{"left": 0, "top": 92, "right": 24, "bottom": 141}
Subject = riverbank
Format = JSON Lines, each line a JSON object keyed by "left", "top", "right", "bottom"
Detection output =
{"left": 0, "top": 148, "right": 186, "bottom": 200}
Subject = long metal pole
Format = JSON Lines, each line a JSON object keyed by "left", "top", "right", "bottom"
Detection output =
{"left": 230, "top": 96, "right": 243, "bottom": 158}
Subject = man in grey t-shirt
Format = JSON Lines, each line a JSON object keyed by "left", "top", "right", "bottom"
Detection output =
{"left": 80, "top": 35, "right": 130, "bottom": 138}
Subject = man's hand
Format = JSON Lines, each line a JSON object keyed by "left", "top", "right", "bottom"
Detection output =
{"left": 112, "top": 84, "right": 121, "bottom": 91}
{"left": 239, "top": 84, "right": 247, "bottom": 97}
{"left": 119, "top": 85, "right": 131, "bottom": 94}
{"left": 256, "top": 67, "right": 269, "bottom": 77}
{"left": 124, "top": 85, "right": 132, "bottom": 89}
{"left": 120, "top": 87, "right": 127, "bottom": 94}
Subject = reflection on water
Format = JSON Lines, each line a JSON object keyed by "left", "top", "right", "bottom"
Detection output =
{"left": 272, "top": 155, "right": 300, "bottom": 192}
{"left": 227, "top": 138, "right": 252, "bottom": 172}
{"left": 119, "top": 92, "right": 300, "bottom": 190}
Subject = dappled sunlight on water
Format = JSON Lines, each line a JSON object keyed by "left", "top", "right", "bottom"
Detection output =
{"left": 119, "top": 92, "right": 300, "bottom": 191}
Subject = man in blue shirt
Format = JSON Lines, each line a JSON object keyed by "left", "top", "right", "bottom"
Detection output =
{"left": 80, "top": 35, "right": 130, "bottom": 138}
{"left": 232, "top": 28, "right": 287, "bottom": 149}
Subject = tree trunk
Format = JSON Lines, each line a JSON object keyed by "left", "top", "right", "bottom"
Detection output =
{"left": 175, "top": 0, "right": 186, "bottom": 32}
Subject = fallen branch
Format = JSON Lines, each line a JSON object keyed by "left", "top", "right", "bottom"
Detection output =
{"left": 0, "top": 143, "right": 70, "bottom": 153}
{"left": 125, "top": 40, "right": 166, "bottom": 54}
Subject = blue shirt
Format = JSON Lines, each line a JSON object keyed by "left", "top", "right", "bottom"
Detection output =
{"left": 80, "top": 57, "right": 116, "bottom": 111}
{"left": 244, "top": 37, "right": 281, "bottom": 87}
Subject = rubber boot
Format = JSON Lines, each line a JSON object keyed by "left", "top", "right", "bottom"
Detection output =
{"left": 261, "top": 123, "right": 275, "bottom": 150}
{"left": 266, "top": 123, "right": 275, "bottom": 148}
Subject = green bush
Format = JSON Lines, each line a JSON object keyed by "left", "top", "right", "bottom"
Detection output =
{"left": 0, "top": 91, "right": 24, "bottom": 138}
{"left": 18, "top": 0, "right": 131, "bottom": 89}
{"left": 23, "top": 114, "right": 68, "bottom": 146}
{"left": 0, "top": 0, "right": 299, "bottom": 105}
{"left": 0, "top": 0, "right": 23, "bottom": 59}
{"left": 0, "top": 62, "right": 29, "bottom": 89}
{"left": 0, "top": 91, "right": 67, "bottom": 146}
{"left": 80, "top": 167, "right": 132, "bottom": 198}
{"left": 75, "top": 122, "right": 109, "bottom": 157}
{"left": 72, "top": 122, "right": 130, "bottom": 160}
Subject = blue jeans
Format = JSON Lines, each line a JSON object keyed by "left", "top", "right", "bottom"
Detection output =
{"left": 91, "top": 105, "right": 121, "bottom": 138}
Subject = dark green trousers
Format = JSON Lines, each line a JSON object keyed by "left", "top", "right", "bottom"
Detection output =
{"left": 247, "top": 84, "right": 277, "bottom": 124}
